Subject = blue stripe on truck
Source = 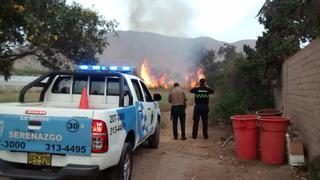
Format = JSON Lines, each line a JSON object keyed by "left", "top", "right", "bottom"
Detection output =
{"left": 115, "top": 106, "right": 137, "bottom": 135}
{"left": 0, "top": 114, "right": 92, "bottom": 156}
{"left": 115, "top": 104, "right": 147, "bottom": 143}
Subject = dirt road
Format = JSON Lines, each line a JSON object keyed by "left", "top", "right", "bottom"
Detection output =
{"left": 0, "top": 107, "right": 301, "bottom": 180}
{"left": 132, "top": 106, "right": 300, "bottom": 180}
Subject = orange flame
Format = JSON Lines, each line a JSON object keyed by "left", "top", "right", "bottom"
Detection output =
{"left": 140, "top": 58, "right": 157, "bottom": 88}
{"left": 140, "top": 58, "right": 166, "bottom": 88}
{"left": 190, "top": 68, "right": 206, "bottom": 87}
{"left": 197, "top": 69, "right": 205, "bottom": 80}
{"left": 139, "top": 58, "right": 205, "bottom": 89}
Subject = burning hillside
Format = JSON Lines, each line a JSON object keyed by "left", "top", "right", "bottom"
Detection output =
{"left": 139, "top": 58, "right": 205, "bottom": 89}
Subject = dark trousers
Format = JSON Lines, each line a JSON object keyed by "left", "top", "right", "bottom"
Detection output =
{"left": 171, "top": 105, "right": 186, "bottom": 138}
{"left": 192, "top": 105, "right": 209, "bottom": 138}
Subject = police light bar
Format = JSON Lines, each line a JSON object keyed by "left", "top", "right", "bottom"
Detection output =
{"left": 92, "top": 65, "right": 101, "bottom": 70}
{"left": 78, "top": 65, "right": 89, "bottom": 70}
{"left": 109, "top": 66, "right": 118, "bottom": 71}
{"left": 122, "top": 66, "right": 131, "bottom": 71}
{"left": 77, "top": 65, "right": 133, "bottom": 73}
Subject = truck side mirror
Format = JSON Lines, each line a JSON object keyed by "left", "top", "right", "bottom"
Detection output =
{"left": 153, "top": 93, "right": 162, "bottom": 101}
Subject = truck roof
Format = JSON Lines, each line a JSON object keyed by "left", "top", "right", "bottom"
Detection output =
{"left": 18, "top": 70, "right": 144, "bottom": 106}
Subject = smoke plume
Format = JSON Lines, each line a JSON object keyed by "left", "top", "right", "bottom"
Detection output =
{"left": 128, "top": 0, "right": 194, "bottom": 37}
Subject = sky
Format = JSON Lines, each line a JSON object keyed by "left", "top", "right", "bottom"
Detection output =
{"left": 67, "top": 0, "right": 266, "bottom": 43}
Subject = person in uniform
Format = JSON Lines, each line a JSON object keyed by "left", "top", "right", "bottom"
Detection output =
{"left": 190, "top": 78, "right": 214, "bottom": 139}
{"left": 168, "top": 82, "right": 187, "bottom": 140}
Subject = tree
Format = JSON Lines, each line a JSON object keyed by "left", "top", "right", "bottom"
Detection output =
{"left": 256, "top": 0, "right": 305, "bottom": 84}
{"left": 202, "top": 0, "right": 320, "bottom": 123}
{"left": 200, "top": 45, "right": 247, "bottom": 123}
{"left": 217, "top": 44, "right": 237, "bottom": 62}
{"left": 200, "top": 49, "right": 215, "bottom": 66}
{"left": 301, "top": 0, "right": 320, "bottom": 37}
{"left": 200, "top": 44, "right": 275, "bottom": 123}
{"left": 0, "top": 0, "right": 117, "bottom": 80}
{"left": 255, "top": 0, "right": 320, "bottom": 84}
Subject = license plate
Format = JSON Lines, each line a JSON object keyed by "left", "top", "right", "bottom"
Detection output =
{"left": 27, "top": 153, "right": 51, "bottom": 166}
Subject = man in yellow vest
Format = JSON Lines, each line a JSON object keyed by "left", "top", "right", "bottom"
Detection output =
{"left": 190, "top": 78, "right": 214, "bottom": 139}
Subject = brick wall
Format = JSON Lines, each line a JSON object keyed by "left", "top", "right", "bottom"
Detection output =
{"left": 281, "top": 39, "right": 320, "bottom": 160}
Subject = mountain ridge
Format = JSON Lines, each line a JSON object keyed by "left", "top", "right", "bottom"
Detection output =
{"left": 15, "top": 30, "right": 256, "bottom": 81}
{"left": 98, "top": 31, "right": 255, "bottom": 80}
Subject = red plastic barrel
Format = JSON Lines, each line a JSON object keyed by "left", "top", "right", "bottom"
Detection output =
{"left": 256, "top": 109, "right": 283, "bottom": 116}
{"left": 259, "top": 116, "right": 290, "bottom": 165}
{"left": 232, "top": 115, "right": 258, "bottom": 160}
{"left": 256, "top": 109, "right": 282, "bottom": 155}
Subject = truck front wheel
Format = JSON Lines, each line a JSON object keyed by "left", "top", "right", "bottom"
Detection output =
{"left": 147, "top": 120, "right": 160, "bottom": 148}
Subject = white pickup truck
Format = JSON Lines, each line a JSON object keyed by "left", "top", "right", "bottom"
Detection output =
{"left": 0, "top": 65, "right": 162, "bottom": 180}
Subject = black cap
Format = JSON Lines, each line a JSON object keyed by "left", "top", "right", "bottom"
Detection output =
{"left": 174, "top": 82, "right": 179, "bottom": 87}
{"left": 199, "top": 78, "right": 206, "bottom": 85}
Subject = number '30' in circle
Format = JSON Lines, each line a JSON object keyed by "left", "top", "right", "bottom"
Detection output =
{"left": 66, "top": 119, "right": 80, "bottom": 133}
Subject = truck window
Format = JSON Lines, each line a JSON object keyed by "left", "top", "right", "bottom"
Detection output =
{"left": 107, "top": 78, "right": 120, "bottom": 96}
{"left": 140, "top": 81, "right": 153, "bottom": 102}
{"left": 52, "top": 76, "right": 71, "bottom": 94}
{"left": 90, "top": 76, "right": 105, "bottom": 95}
{"left": 73, "top": 76, "right": 88, "bottom": 94}
{"left": 131, "top": 79, "right": 144, "bottom": 101}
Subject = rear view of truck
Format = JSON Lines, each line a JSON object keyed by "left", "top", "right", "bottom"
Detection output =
{"left": 0, "top": 66, "right": 162, "bottom": 180}
{"left": 0, "top": 107, "right": 99, "bottom": 178}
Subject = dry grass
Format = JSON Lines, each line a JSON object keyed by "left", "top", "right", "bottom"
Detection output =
{"left": 0, "top": 89, "right": 41, "bottom": 103}
{"left": 0, "top": 90, "right": 20, "bottom": 102}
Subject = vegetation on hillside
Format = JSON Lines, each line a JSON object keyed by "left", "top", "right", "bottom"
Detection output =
{"left": 200, "top": 45, "right": 274, "bottom": 124}
{"left": 0, "top": 0, "right": 117, "bottom": 80}
{"left": 202, "top": 0, "right": 320, "bottom": 124}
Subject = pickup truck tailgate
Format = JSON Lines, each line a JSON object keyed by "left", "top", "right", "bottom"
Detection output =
{"left": 0, "top": 108, "right": 92, "bottom": 157}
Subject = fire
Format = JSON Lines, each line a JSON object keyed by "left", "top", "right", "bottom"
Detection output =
{"left": 140, "top": 59, "right": 157, "bottom": 88}
{"left": 139, "top": 58, "right": 205, "bottom": 89}
{"left": 139, "top": 58, "right": 170, "bottom": 89}
{"left": 197, "top": 69, "right": 205, "bottom": 80}
{"left": 190, "top": 69, "right": 205, "bottom": 87}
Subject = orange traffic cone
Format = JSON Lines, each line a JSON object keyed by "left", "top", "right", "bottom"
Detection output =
{"left": 79, "top": 87, "right": 90, "bottom": 109}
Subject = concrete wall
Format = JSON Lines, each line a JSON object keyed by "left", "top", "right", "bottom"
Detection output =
{"left": 281, "top": 40, "right": 320, "bottom": 160}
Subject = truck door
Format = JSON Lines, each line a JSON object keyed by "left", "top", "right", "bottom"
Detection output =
{"left": 139, "top": 81, "right": 155, "bottom": 132}
{"left": 130, "top": 79, "right": 151, "bottom": 141}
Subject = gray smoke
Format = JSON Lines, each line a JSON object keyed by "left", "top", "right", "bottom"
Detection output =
{"left": 128, "top": 0, "right": 194, "bottom": 37}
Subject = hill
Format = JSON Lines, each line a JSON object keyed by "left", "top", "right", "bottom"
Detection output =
{"left": 15, "top": 31, "right": 255, "bottom": 80}
{"left": 99, "top": 31, "right": 255, "bottom": 80}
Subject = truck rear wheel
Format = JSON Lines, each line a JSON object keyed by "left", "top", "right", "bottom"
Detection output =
{"left": 147, "top": 120, "right": 160, "bottom": 148}
{"left": 102, "top": 143, "right": 133, "bottom": 180}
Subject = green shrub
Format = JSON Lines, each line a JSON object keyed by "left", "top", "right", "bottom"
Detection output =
{"left": 213, "top": 90, "right": 248, "bottom": 124}
{"left": 204, "top": 45, "right": 275, "bottom": 125}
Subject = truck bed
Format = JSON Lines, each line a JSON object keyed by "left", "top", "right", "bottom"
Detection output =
{"left": 0, "top": 102, "right": 118, "bottom": 110}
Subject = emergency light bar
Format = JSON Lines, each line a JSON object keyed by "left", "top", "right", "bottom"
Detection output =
{"left": 77, "top": 65, "right": 133, "bottom": 73}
